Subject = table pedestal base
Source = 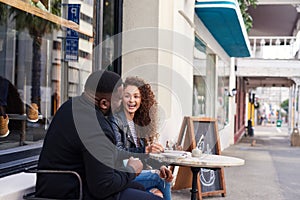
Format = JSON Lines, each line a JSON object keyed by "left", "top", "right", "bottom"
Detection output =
{"left": 190, "top": 167, "right": 201, "bottom": 200}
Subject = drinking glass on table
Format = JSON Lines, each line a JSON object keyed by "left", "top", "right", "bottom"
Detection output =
{"left": 146, "top": 134, "right": 164, "bottom": 153}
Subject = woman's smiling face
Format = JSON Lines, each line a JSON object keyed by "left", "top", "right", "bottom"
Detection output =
{"left": 123, "top": 85, "right": 141, "bottom": 115}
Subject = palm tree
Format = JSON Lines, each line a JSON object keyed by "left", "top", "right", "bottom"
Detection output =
{"left": 10, "top": 0, "right": 61, "bottom": 109}
{"left": 0, "top": 3, "right": 9, "bottom": 25}
{"left": 0, "top": 3, "right": 9, "bottom": 41}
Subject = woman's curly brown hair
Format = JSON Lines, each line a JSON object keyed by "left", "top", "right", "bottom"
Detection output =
{"left": 123, "top": 76, "right": 158, "bottom": 145}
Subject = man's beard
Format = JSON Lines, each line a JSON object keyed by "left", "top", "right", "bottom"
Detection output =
{"left": 104, "top": 106, "right": 112, "bottom": 117}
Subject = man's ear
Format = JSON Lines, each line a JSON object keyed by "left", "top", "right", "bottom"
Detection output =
{"left": 99, "top": 98, "right": 109, "bottom": 110}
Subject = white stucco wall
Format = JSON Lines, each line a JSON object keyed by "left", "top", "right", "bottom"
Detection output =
{"left": 122, "top": 0, "right": 195, "bottom": 145}
{"left": 122, "top": 0, "right": 237, "bottom": 150}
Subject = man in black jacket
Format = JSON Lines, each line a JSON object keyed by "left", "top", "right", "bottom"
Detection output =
{"left": 36, "top": 70, "right": 163, "bottom": 200}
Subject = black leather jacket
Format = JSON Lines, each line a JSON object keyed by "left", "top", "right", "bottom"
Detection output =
{"left": 109, "top": 110, "right": 146, "bottom": 153}
{"left": 108, "top": 110, "right": 164, "bottom": 169}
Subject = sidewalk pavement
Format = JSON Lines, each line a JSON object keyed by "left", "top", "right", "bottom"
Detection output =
{"left": 171, "top": 123, "right": 300, "bottom": 200}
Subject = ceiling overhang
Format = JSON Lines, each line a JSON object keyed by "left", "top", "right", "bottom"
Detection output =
{"left": 195, "top": 0, "right": 251, "bottom": 57}
{"left": 248, "top": 4, "right": 299, "bottom": 37}
{"left": 244, "top": 77, "right": 295, "bottom": 89}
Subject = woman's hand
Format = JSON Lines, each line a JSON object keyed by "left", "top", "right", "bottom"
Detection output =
{"left": 145, "top": 143, "right": 164, "bottom": 154}
{"left": 159, "top": 165, "right": 174, "bottom": 182}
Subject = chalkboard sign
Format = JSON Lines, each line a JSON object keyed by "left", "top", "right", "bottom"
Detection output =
{"left": 172, "top": 116, "right": 226, "bottom": 199}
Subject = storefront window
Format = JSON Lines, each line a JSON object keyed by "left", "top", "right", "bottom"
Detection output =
{"left": 217, "top": 59, "right": 229, "bottom": 129}
{"left": 193, "top": 37, "right": 207, "bottom": 117}
{"left": 0, "top": 0, "right": 98, "bottom": 177}
{"left": 193, "top": 76, "right": 206, "bottom": 116}
{"left": 0, "top": 0, "right": 122, "bottom": 178}
{"left": 193, "top": 37, "right": 229, "bottom": 129}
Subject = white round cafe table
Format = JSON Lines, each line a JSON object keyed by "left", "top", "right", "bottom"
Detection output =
{"left": 150, "top": 153, "right": 245, "bottom": 168}
{"left": 150, "top": 152, "right": 245, "bottom": 200}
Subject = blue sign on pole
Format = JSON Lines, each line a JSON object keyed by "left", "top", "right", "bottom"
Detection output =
{"left": 68, "top": 4, "right": 80, "bottom": 24}
{"left": 65, "top": 4, "right": 80, "bottom": 61}
{"left": 65, "top": 38, "right": 79, "bottom": 61}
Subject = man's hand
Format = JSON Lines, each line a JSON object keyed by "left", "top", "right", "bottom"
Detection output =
{"left": 145, "top": 143, "right": 164, "bottom": 153}
{"left": 159, "top": 165, "right": 174, "bottom": 182}
{"left": 127, "top": 157, "right": 143, "bottom": 176}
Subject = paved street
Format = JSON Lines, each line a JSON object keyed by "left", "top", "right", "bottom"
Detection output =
{"left": 172, "top": 123, "right": 300, "bottom": 200}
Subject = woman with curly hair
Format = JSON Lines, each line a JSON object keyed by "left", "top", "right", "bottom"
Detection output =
{"left": 110, "top": 76, "right": 173, "bottom": 200}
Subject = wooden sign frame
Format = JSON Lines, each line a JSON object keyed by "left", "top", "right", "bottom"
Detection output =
{"left": 172, "top": 116, "right": 226, "bottom": 199}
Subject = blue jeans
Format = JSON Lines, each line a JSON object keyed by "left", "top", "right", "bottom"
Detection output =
{"left": 119, "top": 188, "right": 163, "bottom": 200}
{"left": 134, "top": 170, "right": 172, "bottom": 200}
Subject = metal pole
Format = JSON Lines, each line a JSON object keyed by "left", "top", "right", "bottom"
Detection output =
{"left": 59, "top": 0, "right": 69, "bottom": 104}
{"left": 113, "top": 0, "right": 123, "bottom": 75}
{"left": 288, "top": 85, "right": 293, "bottom": 133}
{"left": 279, "top": 87, "right": 281, "bottom": 120}
{"left": 93, "top": 0, "right": 104, "bottom": 72}
{"left": 294, "top": 84, "right": 297, "bottom": 128}
{"left": 298, "top": 85, "right": 300, "bottom": 128}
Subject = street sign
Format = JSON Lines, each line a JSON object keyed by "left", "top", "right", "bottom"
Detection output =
{"left": 65, "top": 38, "right": 79, "bottom": 61}
{"left": 65, "top": 4, "right": 80, "bottom": 61}
{"left": 67, "top": 4, "right": 80, "bottom": 24}
{"left": 66, "top": 4, "right": 80, "bottom": 38}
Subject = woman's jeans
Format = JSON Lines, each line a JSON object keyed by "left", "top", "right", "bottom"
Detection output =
{"left": 119, "top": 188, "right": 163, "bottom": 200}
{"left": 134, "top": 170, "right": 172, "bottom": 200}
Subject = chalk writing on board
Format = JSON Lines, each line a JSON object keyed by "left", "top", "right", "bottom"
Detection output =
{"left": 200, "top": 141, "right": 215, "bottom": 187}
{"left": 200, "top": 168, "right": 215, "bottom": 186}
